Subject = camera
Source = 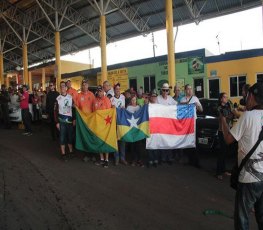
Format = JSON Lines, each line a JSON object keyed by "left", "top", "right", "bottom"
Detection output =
{"left": 220, "top": 102, "right": 232, "bottom": 117}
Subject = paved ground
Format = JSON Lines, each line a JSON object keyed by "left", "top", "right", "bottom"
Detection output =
{"left": 0, "top": 123, "right": 258, "bottom": 230}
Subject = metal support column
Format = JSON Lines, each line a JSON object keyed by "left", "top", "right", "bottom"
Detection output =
{"left": 0, "top": 53, "right": 4, "bottom": 86}
{"left": 22, "top": 43, "right": 29, "bottom": 85}
{"left": 100, "top": 15, "right": 107, "bottom": 82}
{"left": 55, "top": 31, "right": 61, "bottom": 90}
{"left": 28, "top": 71, "right": 32, "bottom": 92}
{"left": 42, "top": 68, "right": 46, "bottom": 90}
{"left": 166, "top": 0, "right": 176, "bottom": 92}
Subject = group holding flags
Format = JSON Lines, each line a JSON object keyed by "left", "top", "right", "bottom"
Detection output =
{"left": 56, "top": 79, "right": 199, "bottom": 168}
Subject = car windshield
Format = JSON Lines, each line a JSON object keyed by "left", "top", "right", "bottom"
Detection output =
{"left": 198, "top": 99, "right": 218, "bottom": 117}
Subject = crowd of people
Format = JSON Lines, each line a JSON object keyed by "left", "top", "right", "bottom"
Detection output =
{"left": 1, "top": 79, "right": 263, "bottom": 229}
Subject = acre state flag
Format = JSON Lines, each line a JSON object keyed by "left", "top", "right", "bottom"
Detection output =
{"left": 75, "top": 107, "right": 117, "bottom": 153}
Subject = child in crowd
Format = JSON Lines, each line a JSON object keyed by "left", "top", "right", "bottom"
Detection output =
{"left": 126, "top": 95, "right": 144, "bottom": 167}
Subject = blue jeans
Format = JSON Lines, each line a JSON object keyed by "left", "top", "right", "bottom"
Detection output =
{"left": 148, "top": 150, "right": 159, "bottom": 164}
{"left": 217, "top": 131, "right": 228, "bottom": 175}
{"left": 114, "top": 141, "right": 126, "bottom": 161}
{"left": 234, "top": 182, "right": 263, "bottom": 230}
{"left": 160, "top": 150, "right": 172, "bottom": 162}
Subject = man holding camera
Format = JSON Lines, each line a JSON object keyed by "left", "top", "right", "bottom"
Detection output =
{"left": 221, "top": 83, "right": 263, "bottom": 230}
{"left": 18, "top": 85, "right": 32, "bottom": 136}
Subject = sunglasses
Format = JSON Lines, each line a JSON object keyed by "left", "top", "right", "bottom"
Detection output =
{"left": 162, "top": 89, "right": 169, "bottom": 92}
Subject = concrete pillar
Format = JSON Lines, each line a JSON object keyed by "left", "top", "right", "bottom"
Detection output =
{"left": 100, "top": 15, "right": 107, "bottom": 83}
{"left": 55, "top": 31, "right": 61, "bottom": 91}
{"left": 166, "top": 0, "right": 176, "bottom": 93}
{"left": 42, "top": 68, "right": 46, "bottom": 90}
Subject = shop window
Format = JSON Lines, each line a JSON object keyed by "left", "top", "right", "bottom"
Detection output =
{"left": 129, "top": 78, "right": 137, "bottom": 92}
{"left": 144, "top": 75, "right": 155, "bottom": 93}
{"left": 229, "top": 75, "right": 246, "bottom": 97}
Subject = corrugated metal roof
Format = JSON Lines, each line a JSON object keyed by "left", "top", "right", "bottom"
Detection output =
{"left": 0, "top": 0, "right": 261, "bottom": 72}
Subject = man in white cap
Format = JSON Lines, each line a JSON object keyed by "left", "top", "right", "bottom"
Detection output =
{"left": 156, "top": 83, "right": 176, "bottom": 165}
{"left": 157, "top": 83, "right": 177, "bottom": 105}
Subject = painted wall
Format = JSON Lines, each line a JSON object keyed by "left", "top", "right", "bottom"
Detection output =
{"left": 207, "top": 56, "right": 263, "bottom": 103}
{"left": 127, "top": 57, "right": 207, "bottom": 96}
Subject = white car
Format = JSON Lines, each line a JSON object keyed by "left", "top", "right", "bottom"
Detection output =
{"left": 9, "top": 94, "right": 34, "bottom": 122}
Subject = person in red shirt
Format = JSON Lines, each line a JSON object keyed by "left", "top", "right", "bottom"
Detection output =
{"left": 66, "top": 80, "right": 78, "bottom": 103}
{"left": 76, "top": 80, "right": 95, "bottom": 115}
{"left": 93, "top": 85, "right": 112, "bottom": 168}
{"left": 18, "top": 85, "right": 32, "bottom": 136}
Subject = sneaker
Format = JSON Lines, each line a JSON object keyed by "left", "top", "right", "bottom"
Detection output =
{"left": 22, "top": 132, "right": 30, "bottom": 135}
{"left": 95, "top": 160, "right": 104, "bottom": 166}
{"left": 120, "top": 159, "right": 128, "bottom": 165}
{"left": 26, "top": 132, "right": 33, "bottom": 136}
{"left": 61, "top": 154, "right": 68, "bottom": 162}
{"left": 147, "top": 162, "right": 153, "bottom": 168}
{"left": 115, "top": 158, "right": 119, "bottom": 166}
{"left": 83, "top": 156, "right": 89, "bottom": 162}
{"left": 137, "top": 160, "right": 144, "bottom": 168}
{"left": 68, "top": 152, "right": 75, "bottom": 159}
{"left": 103, "top": 161, "right": 109, "bottom": 168}
{"left": 224, "top": 171, "right": 232, "bottom": 176}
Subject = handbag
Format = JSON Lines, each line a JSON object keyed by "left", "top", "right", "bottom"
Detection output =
{"left": 230, "top": 126, "right": 263, "bottom": 190}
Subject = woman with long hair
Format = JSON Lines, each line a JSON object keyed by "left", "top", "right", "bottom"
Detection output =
{"left": 216, "top": 92, "right": 237, "bottom": 180}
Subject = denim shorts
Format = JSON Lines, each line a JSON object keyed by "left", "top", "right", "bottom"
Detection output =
{"left": 59, "top": 122, "right": 73, "bottom": 145}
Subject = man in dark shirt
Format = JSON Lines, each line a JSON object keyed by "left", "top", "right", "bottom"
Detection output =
{"left": 46, "top": 82, "right": 59, "bottom": 140}
{"left": 0, "top": 84, "right": 11, "bottom": 129}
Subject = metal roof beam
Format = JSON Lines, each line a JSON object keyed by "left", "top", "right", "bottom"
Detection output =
{"left": 40, "top": 0, "right": 101, "bottom": 42}
{"left": 110, "top": 0, "right": 150, "bottom": 34}
{"left": 184, "top": 0, "right": 207, "bottom": 24}
{"left": 2, "top": 27, "right": 54, "bottom": 66}
{"left": 4, "top": 51, "right": 22, "bottom": 66}
{"left": 1, "top": 0, "right": 78, "bottom": 54}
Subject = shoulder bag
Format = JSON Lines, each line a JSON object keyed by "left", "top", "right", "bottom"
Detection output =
{"left": 230, "top": 126, "right": 263, "bottom": 190}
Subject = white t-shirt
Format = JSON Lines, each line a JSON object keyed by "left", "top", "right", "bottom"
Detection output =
{"left": 157, "top": 95, "right": 177, "bottom": 105}
{"left": 56, "top": 94, "right": 73, "bottom": 117}
{"left": 180, "top": 95, "right": 202, "bottom": 109}
{"left": 106, "top": 88, "right": 114, "bottom": 98}
{"left": 110, "top": 94, "right": 125, "bottom": 108}
{"left": 127, "top": 105, "right": 140, "bottom": 114}
{"left": 230, "top": 110, "right": 263, "bottom": 183}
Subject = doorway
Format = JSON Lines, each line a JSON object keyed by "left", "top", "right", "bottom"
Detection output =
{"left": 208, "top": 79, "right": 220, "bottom": 99}
{"left": 193, "top": 78, "right": 204, "bottom": 98}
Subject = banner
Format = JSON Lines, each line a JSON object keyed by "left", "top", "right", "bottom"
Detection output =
{"left": 146, "top": 104, "right": 196, "bottom": 149}
{"left": 117, "top": 105, "right": 149, "bottom": 142}
{"left": 75, "top": 108, "right": 117, "bottom": 153}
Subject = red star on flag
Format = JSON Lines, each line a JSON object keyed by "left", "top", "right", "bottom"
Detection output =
{"left": 104, "top": 115, "right": 112, "bottom": 125}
